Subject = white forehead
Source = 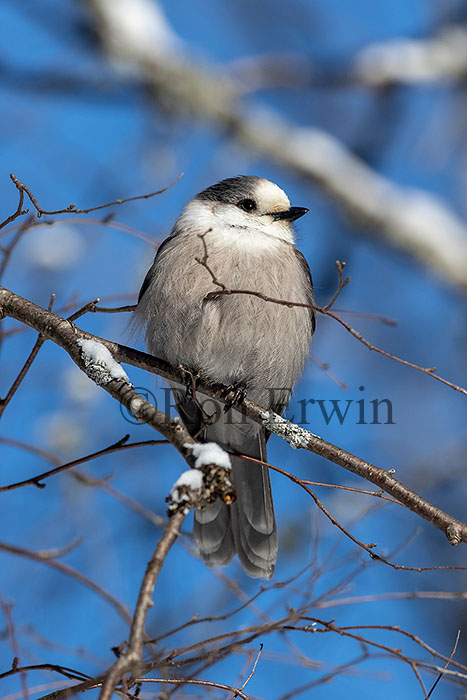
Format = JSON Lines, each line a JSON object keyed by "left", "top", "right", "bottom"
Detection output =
{"left": 254, "top": 179, "right": 290, "bottom": 212}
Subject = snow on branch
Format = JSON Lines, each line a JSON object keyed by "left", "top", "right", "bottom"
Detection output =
{"left": 354, "top": 26, "right": 467, "bottom": 85}
{"left": 187, "top": 442, "right": 232, "bottom": 470}
{"left": 78, "top": 338, "right": 131, "bottom": 386}
{"left": 167, "top": 444, "right": 233, "bottom": 515}
{"left": 2, "top": 285, "right": 467, "bottom": 550}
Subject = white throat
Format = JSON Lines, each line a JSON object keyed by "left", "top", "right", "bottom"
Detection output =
{"left": 177, "top": 200, "right": 295, "bottom": 252}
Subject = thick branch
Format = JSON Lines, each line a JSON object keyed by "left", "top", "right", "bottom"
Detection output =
{"left": 1, "top": 285, "right": 467, "bottom": 548}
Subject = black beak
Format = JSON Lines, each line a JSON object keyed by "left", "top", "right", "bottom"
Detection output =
{"left": 272, "top": 206, "right": 309, "bottom": 222}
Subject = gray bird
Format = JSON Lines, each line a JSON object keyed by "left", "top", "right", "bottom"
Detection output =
{"left": 136, "top": 176, "right": 315, "bottom": 578}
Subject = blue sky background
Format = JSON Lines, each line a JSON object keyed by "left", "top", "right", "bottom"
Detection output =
{"left": 1, "top": 1, "right": 467, "bottom": 698}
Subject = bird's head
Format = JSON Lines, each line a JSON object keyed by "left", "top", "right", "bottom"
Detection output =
{"left": 177, "top": 176, "right": 308, "bottom": 246}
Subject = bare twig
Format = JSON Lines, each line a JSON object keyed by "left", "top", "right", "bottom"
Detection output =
{"left": 262, "top": 458, "right": 467, "bottom": 571}
{"left": 309, "top": 351, "right": 348, "bottom": 390}
{"left": 1, "top": 214, "right": 157, "bottom": 248}
{"left": 425, "top": 629, "right": 461, "bottom": 699}
{"left": 321, "top": 306, "right": 467, "bottom": 397}
{"left": 134, "top": 677, "right": 251, "bottom": 699}
{"left": 0, "top": 435, "right": 168, "bottom": 492}
{"left": 332, "top": 307, "right": 397, "bottom": 327}
{"left": 98, "top": 511, "right": 185, "bottom": 700}
{"left": 0, "top": 216, "right": 34, "bottom": 279}
{"left": 0, "top": 293, "right": 55, "bottom": 419}
{"left": 233, "top": 644, "right": 263, "bottom": 698}
{"left": 0, "top": 186, "right": 28, "bottom": 230}
{"left": 92, "top": 303, "right": 137, "bottom": 314}
{"left": 6, "top": 171, "right": 183, "bottom": 222}
{"left": 322, "top": 260, "right": 350, "bottom": 311}
{"left": 0, "top": 663, "right": 90, "bottom": 685}
{"left": 198, "top": 255, "right": 467, "bottom": 397}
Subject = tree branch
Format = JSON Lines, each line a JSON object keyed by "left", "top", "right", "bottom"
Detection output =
{"left": 83, "top": 0, "right": 467, "bottom": 290}
{"left": 5, "top": 171, "right": 182, "bottom": 223}
{"left": 97, "top": 511, "right": 185, "bottom": 700}
{"left": 354, "top": 26, "right": 467, "bottom": 86}
{"left": 1, "top": 285, "right": 467, "bottom": 549}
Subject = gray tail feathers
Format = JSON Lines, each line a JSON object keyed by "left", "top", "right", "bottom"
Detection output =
{"left": 229, "top": 452, "right": 277, "bottom": 578}
{"left": 189, "top": 401, "right": 277, "bottom": 579}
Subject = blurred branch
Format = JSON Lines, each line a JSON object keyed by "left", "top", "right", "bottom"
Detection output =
{"left": 0, "top": 596, "right": 30, "bottom": 700}
{"left": 0, "top": 217, "right": 33, "bottom": 279}
{"left": 354, "top": 26, "right": 467, "bottom": 86}
{"left": 0, "top": 541, "right": 132, "bottom": 624}
{"left": 82, "top": 0, "right": 467, "bottom": 290}
{"left": 229, "top": 26, "right": 467, "bottom": 92}
{"left": 1, "top": 286, "right": 467, "bottom": 551}
{"left": 0, "top": 434, "right": 168, "bottom": 527}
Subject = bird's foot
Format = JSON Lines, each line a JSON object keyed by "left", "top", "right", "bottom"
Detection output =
{"left": 222, "top": 383, "right": 247, "bottom": 413}
{"left": 178, "top": 364, "right": 207, "bottom": 399}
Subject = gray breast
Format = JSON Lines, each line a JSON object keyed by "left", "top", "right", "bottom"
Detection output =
{"left": 139, "top": 231, "right": 313, "bottom": 407}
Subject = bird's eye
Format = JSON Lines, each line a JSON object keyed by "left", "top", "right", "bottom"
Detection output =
{"left": 237, "top": 198, "right": 256, "bottom": 212}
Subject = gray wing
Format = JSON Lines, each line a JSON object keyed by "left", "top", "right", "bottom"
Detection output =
{"left": 267, "top": 248, "right": 315, "bottom": 423}
{"left": 137, "top": 233, "right": 178, "bottom": 304}
{"left": 294, "top": 248, "right": 316, "bottom": 334}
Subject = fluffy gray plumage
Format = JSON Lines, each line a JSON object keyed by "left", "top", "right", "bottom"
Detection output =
{"left": 136, "top": 175, "right": 315, "bottom": 578}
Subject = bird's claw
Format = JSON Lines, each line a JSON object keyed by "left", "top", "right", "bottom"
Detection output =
{"left": 222, "top": 384, "right": 247, "bottom": 413}
{"left": 178, "top": 364, "right": 206, "bottom": 399}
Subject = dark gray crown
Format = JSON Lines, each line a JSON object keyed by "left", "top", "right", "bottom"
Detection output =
{"left": 196, "top": 176, "right": 263, "bottom": 205}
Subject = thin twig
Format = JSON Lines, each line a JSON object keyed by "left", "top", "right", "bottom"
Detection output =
{"left": 7, "top": 172, "right": 183, "bottom": 220}
{"left": 332, "top": 307, "right": 397, "bottom": 326}
{"left": 232, "top": 644, "right": 263, "bottom": 698}
{"left": 0, "top": 186, "right": 28, "bottom": 230}
{"left": 0, "top": 293, "right": 55, "bottom": 419}
{"left": 0, "top": 663, "right": 90, "bottom": 684}
{"left": 292, "top": 477, "right": 399, "bottom": 503}
{"left": 248, "top": 455, "right": 467, "bottom": 570}
{"left": 0, "top": 216, "right": 34, "bottom": 279}
{"left": 198, "top": 250, "right": 467, "bottom": 397}
{"left": 309, "top": 351, "right": 348, "bottom": 390}
{"left": 0, "top": 435, "right": 167, "bottom": 492}
{"left": 322, "top": 260, "right": 350, "bottom": 311}
{"left": 98, "top": 511, "right": 185, "bottom": 700}
{"left": 425, "top": 629, "right": 461, "bottom": 699}
{"left": 93, "top": 303, "right": 137, "bottom": 314}
{"left": 134, "top": 677, "right": 251, "bottom": 699}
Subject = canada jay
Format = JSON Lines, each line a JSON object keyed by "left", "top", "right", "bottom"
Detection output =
{"left": 136, "top": 176, "right": 315, "bottom": 578}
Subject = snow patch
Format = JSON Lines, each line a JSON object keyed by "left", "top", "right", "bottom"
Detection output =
{"left": 185, "top": 442, "right": 232, "bottom": 470}
{"left": 78, "top": 339, "right": 130, "bottom": 386}
{"left": 170, "top": 469, "right": 203, "bottom": 504}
